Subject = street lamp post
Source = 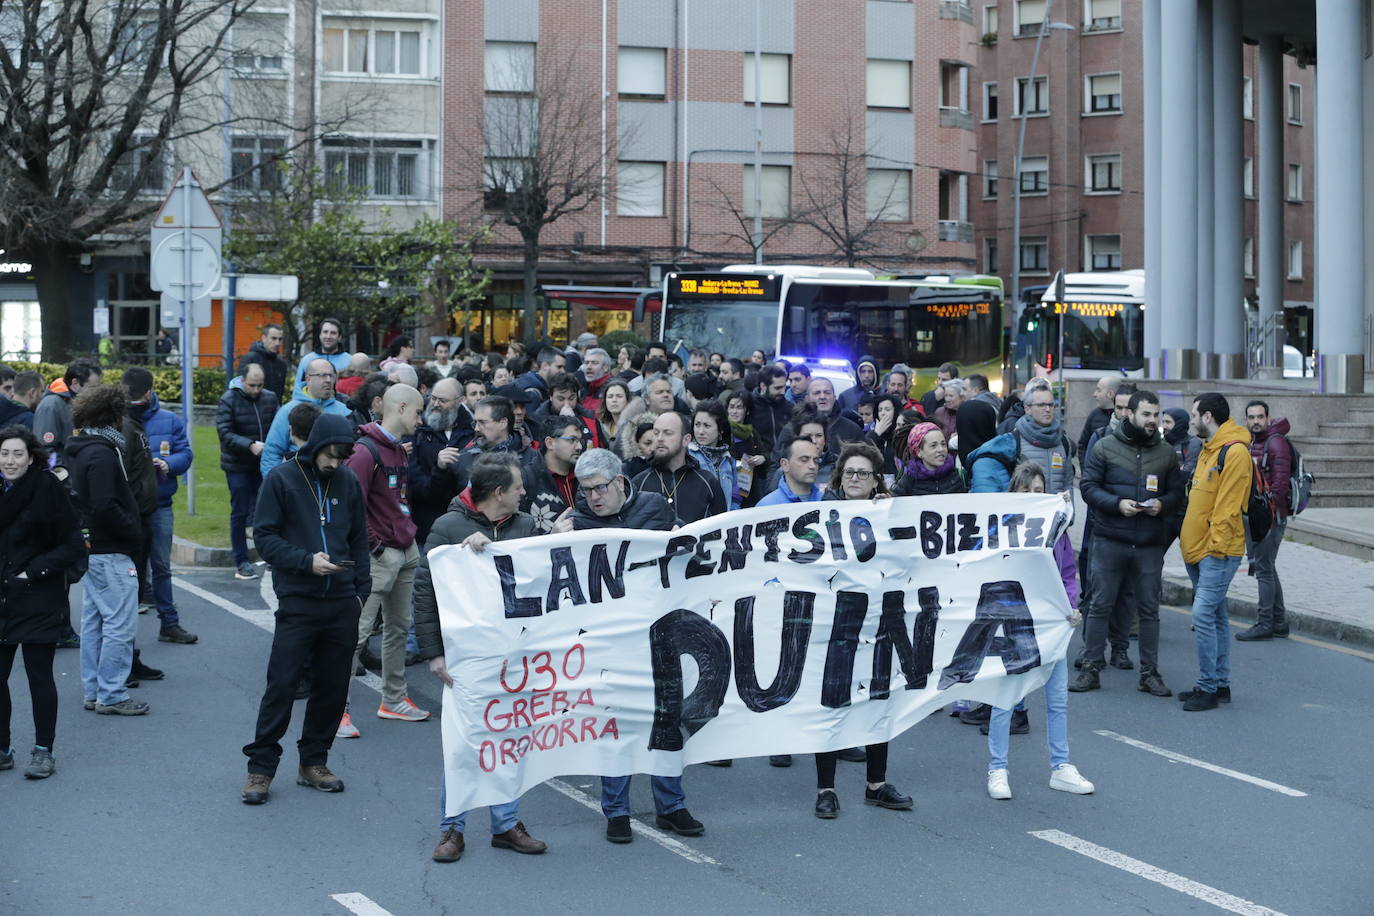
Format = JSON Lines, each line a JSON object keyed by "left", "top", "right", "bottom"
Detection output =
{"left": 1010, "top": 6, "right": 1074, "bottom": 377}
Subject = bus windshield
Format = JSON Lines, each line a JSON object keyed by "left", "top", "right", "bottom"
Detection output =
{"left": 1018, "top": 301, "right": 1144, "bottom": 371}
{"left": 662, "top": 299, "right": 780, "bottom": 357}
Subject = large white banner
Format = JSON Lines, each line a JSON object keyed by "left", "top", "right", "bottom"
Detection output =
{"left": 433, "top": 493, "right": 1074, "bottom": 814}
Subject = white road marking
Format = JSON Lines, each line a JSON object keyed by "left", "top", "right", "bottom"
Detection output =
{"left": 1094, "top": 730, "right": 1308, "bottom": 797}
{"left": 330, "top": 892, "right": 395, "bottom": 916}
{"left": 177, "top": 577, "right": 715, "bottom": 865}
{"left": 544, "top": 778, "right": 721, "bottom": 866}
{"left": 1029, "top": 830, "right": 1288, "bottom": 916}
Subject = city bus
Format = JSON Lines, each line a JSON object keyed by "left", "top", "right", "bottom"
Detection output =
{"left": 1011, "top": 269, "right": 1145, "bottom": 384}
{"left": 662, "top": 265, "right": 1005, "bottom": 395}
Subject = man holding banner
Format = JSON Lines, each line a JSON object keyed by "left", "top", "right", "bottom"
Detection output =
{"left": 414, "top": 452, "right": 548, "bottom": 861}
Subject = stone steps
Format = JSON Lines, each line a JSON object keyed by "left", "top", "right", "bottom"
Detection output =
{"left": 1289, "top": 436, "right": 1374, "bottom": 456}
{"left": 1307, "top": 490, "right": 1374, "bottom": 508}
{"left": 1318, "top": 421, "right": 1374, "bottom": 438}
{"left": 1309, "top": 472, "right": 1374, "bottom": 493}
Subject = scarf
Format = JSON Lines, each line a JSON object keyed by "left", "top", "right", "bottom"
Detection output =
{"left": 1120, "top": 416, "right": 1159, "bottom": 447}
{"left": 695, "top": 442, "right": 731, "bottom": 471}
{"left": 1015, "top": 411, "right": 1063, "bottom": 450}
{"left": 912, "top": 453, "right": 956, "bottom": 480}
{"left": 902, "top": 422, "right": 942, "bottom": 476}
{"left": 83, "top": 425, "right": 127, "bottom": 449}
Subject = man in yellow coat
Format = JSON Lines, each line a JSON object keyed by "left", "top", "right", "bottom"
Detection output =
{"left": 1178, "top": 392, "right": 1252, "bottom": 712}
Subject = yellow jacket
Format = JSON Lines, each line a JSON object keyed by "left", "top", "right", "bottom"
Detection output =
{"left": 1180, "top": 419, "right": 1252, "bottom": 564}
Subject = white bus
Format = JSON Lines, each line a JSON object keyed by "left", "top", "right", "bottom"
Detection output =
{"left": 1012, "top": 269, "right": 1145, "bottom": 382}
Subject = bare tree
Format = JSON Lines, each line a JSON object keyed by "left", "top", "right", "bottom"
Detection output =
{"left": 0, "top": 0, "right": 367, "bottom": 360}
{"left": 698, "top": 165, "right": 804, "bottom": 263}
{"left": 467, "top": 43, "right": 624, "bottom": 340}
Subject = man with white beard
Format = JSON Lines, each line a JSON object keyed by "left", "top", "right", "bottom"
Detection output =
{"left": 408, "top": 377, "right": 467, "bottom": 549}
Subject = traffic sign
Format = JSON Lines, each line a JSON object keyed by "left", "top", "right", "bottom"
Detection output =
{"left": 149, "top": 169, "right": 221, "bottom": 291}
{"left": 209, "top": 273, "right": 299, "bottom": 302}
{"left": 160, "top": 292, "right": 212, "bottom": 329}
{"left": 151, "top": 233, "right": 222, "bottom": 302}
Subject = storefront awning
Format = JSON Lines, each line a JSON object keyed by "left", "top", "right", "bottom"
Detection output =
{"left": 542, "top": 286, "right": 662, "bottom": 315}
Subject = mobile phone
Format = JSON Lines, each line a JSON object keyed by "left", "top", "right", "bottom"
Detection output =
{"left": 330, "top": 557, "right": 356, "bottom": 567}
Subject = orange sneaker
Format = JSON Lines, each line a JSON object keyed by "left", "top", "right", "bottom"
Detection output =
{"left": 377, "top": 697, "right": 431, "bottom": 721}
{"left": 336, "top": 712, "right": 361, "bottom": 738}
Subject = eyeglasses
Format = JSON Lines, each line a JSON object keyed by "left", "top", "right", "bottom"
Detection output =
{"left": 1028, "top": 401, "right": 1055, "bottom": 409}
{"left": 307, "top": 372, "right": 336, "bottom": 380}
{"left": 842, "top": 468, "right": 874, "bottom": 480}
{"left": 554, "top": 434, "right": 586, "bottom": 444}
{"left": 579, "top": 481, "right": 614, "bottom": 497}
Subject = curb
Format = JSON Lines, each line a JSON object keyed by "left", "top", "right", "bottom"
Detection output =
{"left": 1162, "top": 574, "right": 1374, "bottom": 650}
{"left": 171, "top": 535, "right": 257, "bottom": 568}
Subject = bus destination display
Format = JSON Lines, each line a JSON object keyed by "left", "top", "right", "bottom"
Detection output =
{"left": 1050, "top": 300, "right": 1127, "bottom": 318}
{"left": 921, "top": 301, "right": 993, "bottom": 320}
{"left": 670, "top": 275, "right": 780, "bottom": 300}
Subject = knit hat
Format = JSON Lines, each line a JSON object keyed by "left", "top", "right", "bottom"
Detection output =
{"left": 906, "top": 421, "right": 942, "bottom": 456}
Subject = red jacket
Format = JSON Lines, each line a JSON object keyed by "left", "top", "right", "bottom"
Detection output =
{"left": 1249, "top": 417, "right": 1292, "bottom": 519}
{"left": 580, "top": 371, "right": 612, "bottom": 415}
{"left": 345, "top": 422, "right": 418, "bottom": 548}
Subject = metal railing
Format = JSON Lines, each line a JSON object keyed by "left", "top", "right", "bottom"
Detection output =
{"left": 1246, "top": 312, "right": 1286, "bottom": 376}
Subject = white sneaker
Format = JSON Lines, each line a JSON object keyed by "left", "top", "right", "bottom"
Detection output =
{"left": 335, "top": 712, "right": 361, "bottom": 739}
{"left": 1049, "top": 763, "right": 1094, "bottom": 794}
{"left": 378, "top": 697, "right": 431, "bottom": 722}
{"left": 987, "top": 768, "right": 1012, "bottom": 800}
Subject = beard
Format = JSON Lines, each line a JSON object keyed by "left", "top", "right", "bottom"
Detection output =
{"left": 651, "top": 449, "right": 679, "bottom": 469}
{"left": 316, "top": 464, "right": 337, "bottom": 480}
{"left": 426, "top": 407, "right": 458, "bottom": 431}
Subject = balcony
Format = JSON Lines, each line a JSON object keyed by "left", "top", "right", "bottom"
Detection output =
{"left": 938, "top": 1, "right": 974, "bottom": 25}
{"left": 939, "top": 107, "right": 974, "bottom": 130}
{"left": 938, "top": 220, "right": 974, "bottom": 243}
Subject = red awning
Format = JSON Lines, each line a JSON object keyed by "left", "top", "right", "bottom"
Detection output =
{"left": 542, "top": 286, "right": 662, "bottom": 313}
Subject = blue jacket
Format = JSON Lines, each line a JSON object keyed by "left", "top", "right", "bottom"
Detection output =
{"left": 688, "top": 443, "right": 740, "bottom": 511}
{"left": 756, "top": 477, "right": 824, "bottom": 506}
{"left": 967, "top": 432, "right": 1019, "bottom": 493}
{"left": 127, "top": 394, "right": 193, "bottom": 507}
{"left": 260, "top": 390, "right": 351, "bottom": 477}
{"left": 291, "top": 350, "right": 352, "bottom": 396}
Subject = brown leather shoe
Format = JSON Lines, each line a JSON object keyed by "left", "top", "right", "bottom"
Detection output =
{"left": 241, "top": 773, "right": 272, "bottom": 805}
{"left": 491, "top": 821, "right": 547, "bottom": 854}
{"left": 296, "top": 764, "right": 345, "bottom": 792}
{"left": 432, "top": 828, "right": 465, "bottom": 862}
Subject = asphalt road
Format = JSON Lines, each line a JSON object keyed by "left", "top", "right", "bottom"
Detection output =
{"left": 2, "top": 567, "right": 1371, "bottom": 916}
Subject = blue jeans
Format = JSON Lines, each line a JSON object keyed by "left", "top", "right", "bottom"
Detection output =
{"left": 988, "top": 658, "right": 1070, "bottom": 771}
{"left": 225, "top": 470, "right": 262, "bottom": 566}
{"left": 1187, "top": 555, "right": 1241, "bottom": 693}
{"left": 148, "top": 506, "right": 178, "bottom": 627}
{"left": 601, "top": 775, "right": 685, "bottom": 818}
{"left": 439, "top": 773, "right": 519, "bottom": 833}
{"left": 80, "top": 554, "right": 139, "bottom": 705}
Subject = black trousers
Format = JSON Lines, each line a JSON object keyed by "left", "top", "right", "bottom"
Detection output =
{"left": 815, "top": 743, "right": 889, "bottom": 789}
{"left": 243, "top": 595, "right": 361, "bottom": 776}
{"left": 0, "top": 643, "right": 58, "bottom": 751}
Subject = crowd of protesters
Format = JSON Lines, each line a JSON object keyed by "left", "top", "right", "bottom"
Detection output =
{"left": 0, "top": 330, "right": 1279, "bottom": 863}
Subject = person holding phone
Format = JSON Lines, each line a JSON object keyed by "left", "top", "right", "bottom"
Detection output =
{"left": 240, "top": 414, "right": 371, "bottom": 805}
{"left": 1072, "top": 389, "right": 1185, "bottom": 697}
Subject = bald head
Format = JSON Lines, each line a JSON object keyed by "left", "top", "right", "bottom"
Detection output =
{"left": 304, "top": 358, "right": 338, "bottom": 400}
{"left": 241, "top": 362, "right": 266, "bottom": 398}
{"left": 1093, "top": 375, "right": 1122, "bottom": 410}
{"left": 432, "top": 377, "right": 460, "bottom": 400}
{"left": 348, "top": 352, "right": 372, "bottom": 373}
{"left": 381, "top": 383, "right": 423, "bottom": 437}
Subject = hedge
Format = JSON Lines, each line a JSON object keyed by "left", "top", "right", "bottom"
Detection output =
{"left": 5, "top": 362, "right": 229, "bottom": 407}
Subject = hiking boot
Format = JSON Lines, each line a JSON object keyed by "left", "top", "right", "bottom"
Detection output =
{"left": 1182, "top": 690, "right": 1219, "bottom": 711}
{"left": 1049, "top": 764, "right": 1095, "bottom": 794}
{"left": 1138, "top": 670, "right": 1172, "bottom": 697}
{"left": 24, "top": 748, "right": 55, "bottom": 779}
{"left": 377, "top": 697, "right": 430, "bottom": 721}
{"left": 131, "top": 652, "right": 165, "bottom": 681}
{"left": 491, "top": 821, "right": 547, "bottom": 854}
{"left": 814, "top": 789, "right": 840, "bottom": 818}
{"left": 0, "top": 747, "right": 12, "bottom": 770}
{"left": 1068, "top": 665, "right": 1101, "bottom": 692}
{"left": 83, "top": 698, "right": 95, "bottom": 711}
{"left": 1235, "top": 623, "right": 1274, "bottom": 641}
{"left": 235, "top": 562, "right": 260, "bottom": 580}
{"left": 336, "top": 712, "right": 360, "bottom": 738}
{"left": 241, "top": 773, "right": 272, "bottom": 804}
{"left": 1178, "top": 686, "right": 1231, "bottom": 704}
{"left": 297, "top": 764, "right": 345, "bottom": 792}
{"left": 432, "top": 828, "right": 464, "bottom": 862}
{"left": 1109, "top": 647, "right": 1134, "bottom": 670}
{"left": 987, "top": 768, "right": 1012, "bottom": 800}
{"left": 95, "top": 698, "right": 150, "bottom": 716}
{"left": 655, "top": 808, "right": 704, "bottom": 836}
{"left": 606, "top": 815, "right": 633, "bottom": 844}
{"left": 1271, "top": 622, "right": 1290, "bottom": 638}
{"left": 864, "top": 783, "right": 914, "bottom": 810}
{"left": 125, "top": 675, "right": 139, "bottom": 689}
{"left": 158, "top": 625, "right": 198, "bottom": 645}
{"left": 959, "top": 703, "right": 992, "bottom": 725}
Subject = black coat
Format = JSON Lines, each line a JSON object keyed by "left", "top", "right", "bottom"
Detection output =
{"left": 65, "top": 432, "right": 142, "bottom": 556}
{"left": 570, "top": 484, "right": 676, "bottom": 531}
{"left": 237, "top": 341, "right": 291, "bottom": 402}
{"left": 0, "top": 469, "right": 87, "bottom": 644}
{"left": 0, "top": 398, "right": 34, "bottom": 428}
{"left": 749, "top": 392, "right": 793, "bottom": 457}
{"left": 893, "top": 464, "right": 968, "bottom": 496}
{"left": 216, "top": 385, "right": 281, "bottom": 473}
{"left": 1080, "top": 420, "right": 1184, "bottom": 547}
{"left": 408, "top": 424, "right": 465, "bottom": 547}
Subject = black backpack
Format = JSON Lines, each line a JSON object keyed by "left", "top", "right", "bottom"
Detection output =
{"left": 1215, "top": 443, "right": 1273, "bottom": 543}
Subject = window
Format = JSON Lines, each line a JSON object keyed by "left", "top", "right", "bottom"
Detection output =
{"left": 1087, "top": 234, "right": 1121, "bottom": 270}
{"left": 1287, "top": 240, "right": 1303, "bottom": 279}
{"left": 1242, "top": 76, "right": 1253, "bottom": 120}
{"left": 232, "top": 13, "right": 287, "bottom": 73}
{"left": 325, "top": 22, "right": 425, "bottom": 76}
{"left": 744, "top": 52, "right": 790, "bottom": 105}
{"left": 1085, "top": 0, "right": 1121, "bottom": 31}
{"left": 1019, "top": 156, "right": 1048, "bottom": 194}
{"left": 619, "top": 47, "right": 666, "bottom": 99}
{"left": 483, "top": 157, "right": 530, "bottom": 211}
{"left": 937, "top": 171, "right": 968, "bottom": 223}
{"left": 1242, "top": 157, "right": 1254, "bottom": 198}
{"left": 1086, "top": 72, "right": 1121, "bottom": 113}
{"left": 983, "top": 4, "right": 998, "bottom": 34}
{"left": 117, "top": 15, "right": 163, "bottom": 70}
{"left": 867, "top": 59, "right": 911, "bottom": 109}
{"left": 1086, "top": 153, "right": 1121, "bottom": 193}
{"left": 1015, "top": 75, "right": 1048, "bottom": 116}
{"left": 743, "top": 165, "right": 790, "bottom": 218}
{"left": 617, "top": 161, "right": 665, "bottom": 216}
{"left": 1015, "top": 0, "right": 1046, "bottom": 37}
{"left": 230, "top": 136, "right": 285, "bottom": 192}
{"left": 1019, "top": 236, "right": 1049, "bottom": 273}
{"left": 324, "top": 138, "right": 429, "bottom": 198}
{"left": 867, "top": 169, "right": 911, "bottom": 221}
{"left": 940, "top": 61, "right": 969, "bottom": 111}
{"left": 1287, "top": 83, "right": 1302, "bottom": 123}
{"left": 110, "top": 137, "right": 165, "bottom": 193}
{"left": 983, "top": 160, "right": 999, "bottom": 198}
{"left": 984, "top": 237, "right": 999, "bottom": 274}
{"left": 1243, "top": 238, "right": 1254, "bottom": 278}
{"left": 1287, "top": 163, "right": 1302, "bottom": 202}
{"left": 484, "top": 41, "right": 534, "bottom": 93}
{"left": 983, "top": 82, "right": 999, "bottom": 120}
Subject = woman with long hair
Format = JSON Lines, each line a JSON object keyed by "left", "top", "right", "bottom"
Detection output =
{"left": 597, "top": 379, "right": 635, "bottom": 441}
{"left": 724, "top": 390, "right": 766, "bottom": 507}
{"left": 0, "top": 425, "right": 87, "bottom": 779}
{"left": 378, "top": 335, "right": 414, "bottom": 372}
{"left": 863, "top": 392, "right": 905, "bottom": 476}
{"left": 810, "top": 442, "right": 913, "bottom": 818}
{"left": 689, "top": 400, "right": 739, "bottom": 510}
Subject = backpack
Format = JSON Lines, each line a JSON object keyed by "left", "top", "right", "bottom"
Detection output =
{"left": 1216, "top": 443, "right": 1273, "bottom": 543}
{"left": 1260, "top": 435, "right": 1314, "bottom": 516}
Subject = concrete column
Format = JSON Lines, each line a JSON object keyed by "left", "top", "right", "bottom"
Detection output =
{"left": 1195, "top": 0, "right": 1215, "bottom": 375}
{"left": 1212, "top": 0, "right": 1246, "bottom": 378}
{"left": 1316, "top": 0, "right": 1367, "bottom": 392}
{"left": 1256, "top": 34, "right": 1286, "bottom": 379}
{"left": 1142, "top": 0, "right": 1162, "bottom": 376}
{"left": 1159, "top": 0, "right": 1199, "bottom": 378}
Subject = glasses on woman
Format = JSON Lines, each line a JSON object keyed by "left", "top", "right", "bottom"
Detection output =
{"left": 842, "top": 468, "right": 874, "bottom": 480}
